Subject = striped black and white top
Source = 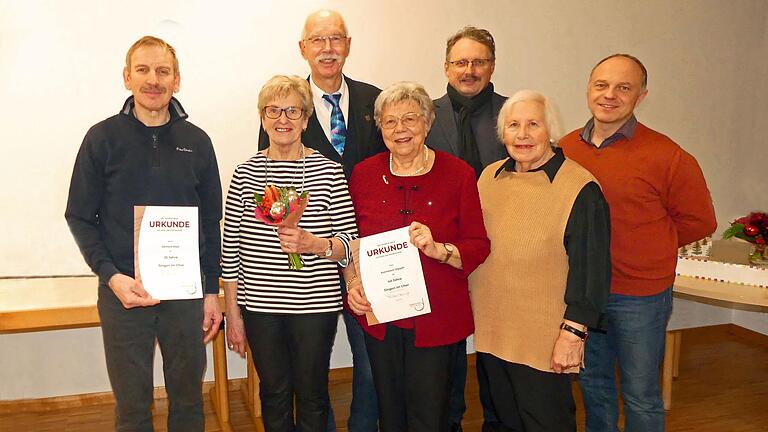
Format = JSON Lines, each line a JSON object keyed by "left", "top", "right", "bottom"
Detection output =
{"left": 222, "top": 151, "right": 357, "bottom": 314}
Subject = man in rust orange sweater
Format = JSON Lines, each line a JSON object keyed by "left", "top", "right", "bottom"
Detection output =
{"left": 560, "top": 54, "right": 716, "bottom": 432}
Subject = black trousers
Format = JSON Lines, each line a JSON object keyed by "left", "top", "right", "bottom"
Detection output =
{"left": 478, "top": 352, "right": 576, "bottom": 432}
{"left": 242, "top": 310, "right": 338, "bottom": 432}
{"left": 97, "top": 283, "right": 205, "bottom": 432}
{"left": 365, "top": 326, "right": 457, "bottom": 432}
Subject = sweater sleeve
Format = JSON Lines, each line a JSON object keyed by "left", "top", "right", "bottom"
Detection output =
{"left": 563, "top": 181, "right": 612, "bottom": 328}
{"left": 329, "top": 163, "right": 358, "bottom": 266}
{"left": 221, "top": 165, "right": 244, "bottom": 282}
{"left": 65, "top": 130, "right": 119, "bottom": 283}
{"left": 198, "top": 141, "right": 223, "bottom": 294}
{"left": 664, "top": 149, "right": 717, "bottom": 246}
{"left": 452, "top": 165, "right": 491, "bottom": 277}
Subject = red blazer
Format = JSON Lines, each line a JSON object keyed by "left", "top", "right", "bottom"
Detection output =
{"left": 348, "top": 150, "right": 490, "bottom": 347}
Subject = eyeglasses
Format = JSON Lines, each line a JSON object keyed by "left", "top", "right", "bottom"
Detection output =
{"left": 447, "top": 58, "right": 493, "bottom": 69}
{"left": 263, "top": 106, "right": 304, "bottom": 120}
{"left": 379, "top": 113, "right": 422, "bottom": 130}
{"left": 304, "top": 35, "right": 348, "bottom": 48}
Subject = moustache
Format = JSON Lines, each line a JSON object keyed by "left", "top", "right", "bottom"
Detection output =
{"left": 316, "top": 54, "right": 341, "bottom": 62}
{"left": 141, "top": 85, "right": 166, "bottom": 93}
{"left": 460, "top": 74, "right": 480, "bottom": 81}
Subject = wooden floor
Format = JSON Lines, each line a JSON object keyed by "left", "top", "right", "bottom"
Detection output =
{"left": 1, "top": 324, "right": 767, "bottom": 431}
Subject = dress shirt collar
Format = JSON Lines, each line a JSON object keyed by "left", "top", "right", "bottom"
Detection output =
{"left": 310, "top": 74, "right": 349, "bottom": 110}
{"left": 310, "top": 75, "right": 349, "bottom": 143}
{"left": 580, "top": 114, "right": 637, "bottom": 148}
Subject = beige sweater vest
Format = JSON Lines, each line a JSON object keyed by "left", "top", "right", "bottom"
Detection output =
{"left": 470, "top": 158, "right": 595, "bottom": 373}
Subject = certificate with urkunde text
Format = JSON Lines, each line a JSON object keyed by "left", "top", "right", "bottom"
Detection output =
{"left": 359, "top": 226, "right": 431, "bottom": 325}
{"left": 134, "top": 206, "right": 202, "bottom": 300}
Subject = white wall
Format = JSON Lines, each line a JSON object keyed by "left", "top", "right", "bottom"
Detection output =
{"left": 1, "top": 0, "right": 767, "bottom": 400}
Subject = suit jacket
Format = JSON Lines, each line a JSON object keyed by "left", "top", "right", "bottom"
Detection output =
{"left": 425, "top": 90, "right": 508, "bottom": 170}
{"left": 259, "top": 76, "right": 384, "bottom": 180}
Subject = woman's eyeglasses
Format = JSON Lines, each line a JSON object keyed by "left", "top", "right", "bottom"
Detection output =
{"left": 263, "top": 106, "right": 304, "bottom": 120}
{"left": 380, "top": 113, "right": 422, "bottom": 130}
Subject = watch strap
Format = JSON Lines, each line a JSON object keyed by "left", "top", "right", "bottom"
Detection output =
{"left": 441, "top": 243, "right": 454, "bottom": 264}
{"left": 560, "top": 322, "right": 588, "bottom": 341}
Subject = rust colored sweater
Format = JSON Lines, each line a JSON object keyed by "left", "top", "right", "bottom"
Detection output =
{"left": 560, "top": 122, "right": 716, "bottom": 296}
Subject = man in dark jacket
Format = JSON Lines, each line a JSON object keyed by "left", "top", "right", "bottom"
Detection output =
{"left": 65, "top": 36, "right": 222, "bottom": 432}
{"left": 425, "top": 26, "right": 508, "bottom": 432}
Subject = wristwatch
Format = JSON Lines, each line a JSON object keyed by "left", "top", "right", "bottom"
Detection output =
{"left": 441, "top": 243, "right": 455, "bottom": 264}
{"left": 318, "top": 239, "right": 333, "bottom": 258}
{"left": 560, "top": 322, "right": 588, "bottom": 341}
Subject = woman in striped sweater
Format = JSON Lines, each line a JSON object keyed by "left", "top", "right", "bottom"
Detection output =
{"left": 222, "top": 75, "right": 357, "bottom": 431}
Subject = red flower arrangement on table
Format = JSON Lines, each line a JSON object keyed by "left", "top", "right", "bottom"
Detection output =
{"left": 254, "top": 185, "right": 309, "bottom": 270}
{"left": 722, "top": 211, "right": 768, "bottom": 265}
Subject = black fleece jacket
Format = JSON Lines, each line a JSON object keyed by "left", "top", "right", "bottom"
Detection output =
{"left": 65, "top": 96, "right": 222, "bottom": 294}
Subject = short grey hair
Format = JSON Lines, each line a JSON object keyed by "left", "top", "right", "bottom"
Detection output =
{"left": 258, "top": 75, "right": 314, "bottom": 119}
{"left": 496, "top": 90, "right": 561, "bottom": 143}
{"left": 374, "top": 81, "right": 435, "bottom": 129}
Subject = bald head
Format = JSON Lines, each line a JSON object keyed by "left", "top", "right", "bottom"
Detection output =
{"left": 299, "top": 9, "right": 351, "bottom": 93}
{"left": 302, "top": 9, "right": 348, "bottom": 40}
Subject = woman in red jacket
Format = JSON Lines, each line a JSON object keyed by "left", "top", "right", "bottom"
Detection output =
{"left": 346, "top": 81, "right": 490, "bottom": 432}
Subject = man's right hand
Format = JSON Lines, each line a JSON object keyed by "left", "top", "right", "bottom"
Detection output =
{"left": 108, "top": 273, "right": 160, "bottom": 308}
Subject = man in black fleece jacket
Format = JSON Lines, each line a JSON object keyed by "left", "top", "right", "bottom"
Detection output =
{"left": 65, "top": 36, "right": 222, "bottom": 432}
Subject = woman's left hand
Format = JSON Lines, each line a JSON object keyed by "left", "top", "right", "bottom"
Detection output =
{"left": 277, "top": 225, "right": 321, "bottom": 254}
{"left": 550, "top": 329, "right": 585, "bottom": 373}
{"left": 409, "top": 221, "right": 441, "bottom": 260}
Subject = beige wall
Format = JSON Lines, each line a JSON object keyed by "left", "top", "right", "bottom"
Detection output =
{"left": 1, "top": 0, "right": 766, "bottom": 400}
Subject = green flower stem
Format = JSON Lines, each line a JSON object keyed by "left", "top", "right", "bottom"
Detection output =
{"left": 288, "top": 253, "right": 304, "bottom": 270}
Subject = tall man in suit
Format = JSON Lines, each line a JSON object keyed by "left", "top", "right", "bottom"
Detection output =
{"left": 425, "top": 26, "right": 507, "bottom": 432}
{"left": 258, "top": 9, "right": 383, "bottom": 432}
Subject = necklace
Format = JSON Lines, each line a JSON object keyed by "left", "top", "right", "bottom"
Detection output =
{"left": 264, "top": 144, "right": 306, "bottom": 191}
{"left": 390, "top": 145, "right": 429, "bottom": 177}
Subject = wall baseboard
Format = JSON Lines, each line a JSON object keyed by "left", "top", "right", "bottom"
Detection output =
{"left": 0, "top": 365, "right": 364, "bottom": 415}
{"left": 3, "top": 326, "right": 764, "bottom": 414}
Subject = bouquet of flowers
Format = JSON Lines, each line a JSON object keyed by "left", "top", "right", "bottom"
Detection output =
{"left": 254, "top": 185, "right": 309, "bottom": 269}
{"left": 722, "top": 211, "right": 768, "bottom": 265}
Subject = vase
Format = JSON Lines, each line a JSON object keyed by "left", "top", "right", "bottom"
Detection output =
{"left": 749, "top": 243, "right": 768, "bottom": 266}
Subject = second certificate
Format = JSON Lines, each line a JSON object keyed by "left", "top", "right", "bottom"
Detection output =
{"left": 358, "top": 226, "right": 431, "bottom": 325}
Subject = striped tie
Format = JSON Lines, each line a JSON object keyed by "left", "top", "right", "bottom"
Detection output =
{"left": 322, "top": 93, "right": 347, "bottom": 156}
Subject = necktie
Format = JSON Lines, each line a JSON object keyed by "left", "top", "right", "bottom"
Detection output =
{"left": 322, "top": 93, "right": 347, "bottom": 156}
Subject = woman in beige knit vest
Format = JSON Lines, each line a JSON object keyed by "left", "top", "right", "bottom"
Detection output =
{"left": 470, "top": 90, "right": 611, "bottom": 432}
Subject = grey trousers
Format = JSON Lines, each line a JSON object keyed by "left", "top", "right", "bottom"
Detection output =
{"left": 97, "top": 283, "right": 206, "bottom": 432}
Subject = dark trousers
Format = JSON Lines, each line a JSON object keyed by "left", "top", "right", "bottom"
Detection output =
{"left": 341, "top": 309, "right": 379, "bottom": 431}
{"left": 97, "top": 283, "right": 205, "bottom": 432}
{"left": 448, "top": 338, "right": 499, "bottom": 428}
{"left": 479, "top": 352, "right": 576, "bottom": 432}
{"left": 365, "top": 326, "right": 457, "bottom": 432}
{"left": 242, "top": 310, "right": 338, "bottom": 432}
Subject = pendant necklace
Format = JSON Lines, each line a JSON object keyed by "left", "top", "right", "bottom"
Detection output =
{"left": 264, "top": 144, "right": 306, "bottom": 191}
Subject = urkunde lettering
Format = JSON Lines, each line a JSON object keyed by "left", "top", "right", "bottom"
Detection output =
{"left": 149, "top": 220, "right": 190, "bottom": 228}
{"left": 366, "top": 242, "right": 408, "bottom": 257}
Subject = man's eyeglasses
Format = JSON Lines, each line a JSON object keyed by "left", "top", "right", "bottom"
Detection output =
{"left": 304, "top": 35, "right": 348, "bottom": 48}
{"left": 264, "top": 106, "right": 304, "bottom": 120}
{"left": 379, "top": 113, "right": 422, "bottom": 130}
{"left": 447, "top": 58, "right": 493, "bottom": 69}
